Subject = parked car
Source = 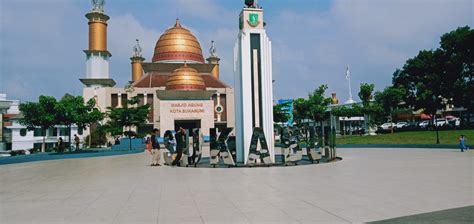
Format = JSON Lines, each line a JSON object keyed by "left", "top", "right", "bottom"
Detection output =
{"left": 435, "top": 118, "right": 447, "bottom": 127}
{"left": 396, "top": 122, "right": 408, "bottom": 129}
{"left": 405, "top": 121, "right": 419, "bottom": 130}
{"left": 380, "top": 122, "right": 396, "bottom": 130}
{"left": 447, "top": 117, "right": 461, "bottom": 127}
{"left": 418, "top": 120, "right": 430, "bottom": 129}
{"left": 0, "top": 151, "right": 11, "bottom": 157}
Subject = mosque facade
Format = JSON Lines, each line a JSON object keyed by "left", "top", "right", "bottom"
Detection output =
{"left": 80, "top": 4, "right": 234, "bottom": 137}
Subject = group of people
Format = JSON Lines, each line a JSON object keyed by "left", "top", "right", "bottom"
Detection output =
{"left": 149, "top": 127, "right": 187, "bottom": 166}
{"left": 56, "top": 134, "right": 82, "bottom": 152}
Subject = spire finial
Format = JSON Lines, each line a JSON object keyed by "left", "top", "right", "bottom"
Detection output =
{"left": 175, "top": 18, "right": 182, "bottom": 28}
{"left": 132, "top": 39, "right": 142, "bottom": 57}
{"left": 91, "top": 0, "right": 105, "bottom": 13}
{"left": 209, "top": 40, "right": 217, "bottom": 57}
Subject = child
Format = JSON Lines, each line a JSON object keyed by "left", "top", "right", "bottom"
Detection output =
{"left": 459, "top": 135, "right": 467, "bottom": 152}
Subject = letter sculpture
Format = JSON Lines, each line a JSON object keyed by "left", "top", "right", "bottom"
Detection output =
{"left": 210, "top": 128, "right": 236, "bottom": 168}
{"left": 190, "top": 128, "right": 203, "bottom": 167}
{"left": 306, "top": 126, "right": 322, "bottom": 164}
{"left": 162, "top": 130, "right": 175, "bottom": 165}
{"left": 247, "top": 127, "right": 272, "bottom": 166}
{"left": 281, "top": 126, "right": 303, "bottom": 166}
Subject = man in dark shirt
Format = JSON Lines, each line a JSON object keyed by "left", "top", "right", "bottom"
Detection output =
{"left": 172, "top": 127, "right": 186, "bottom": 166}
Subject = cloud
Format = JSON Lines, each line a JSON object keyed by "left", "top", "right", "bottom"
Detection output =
{"left": 0, "top": 0, "right": 85, "bottom": 101}
{"left": 106, "top": 14, "right": 161, "bottom": 86}
{"left": 1, "top": 0, "right": 472, "bottom": 104}
{"left": 267, "top": 0, "right": 473, "bottom": 101}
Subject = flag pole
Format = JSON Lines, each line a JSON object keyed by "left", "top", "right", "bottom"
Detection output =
{"left": 346, "top": 65, "right": 354, "bottom": 103}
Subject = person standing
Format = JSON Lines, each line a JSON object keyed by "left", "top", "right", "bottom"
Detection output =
{"left": 459, "top": 135, "right": 467, "bottom": 152}
{"left": 150, "top": 129, "right": 161, "bottom": 166}
{"left": 74, "top": 134, "right": 80, "bottom": 151}
{"left": 172, "top": 127, "right": 186, "bottom": 166}
{"left": 57, "top": 137, "right": 64, "bottom": 153}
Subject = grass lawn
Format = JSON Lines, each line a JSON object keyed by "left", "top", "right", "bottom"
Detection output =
{"left": 337, "top": 129, "right": 474, "bottom": 145}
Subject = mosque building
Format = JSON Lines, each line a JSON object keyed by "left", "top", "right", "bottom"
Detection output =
{"left": 80, "top": 3, "right": 234, "bottom": 137}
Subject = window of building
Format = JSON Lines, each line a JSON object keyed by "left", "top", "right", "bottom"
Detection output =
{"left": 121, "top": 94, "right": 128, "bottom": 106}
{"left": 48, "top": 127, "right": 58, "bottom": 137}
{"left": 111, "top": 94, "right": 118, "bottom": 107}
{"left": 59, "top": 128, "right": 70, "bottom": 136}
{"left": 137, "top": 94, "right": 145, "bottom": 106}
{"left": 78, "top": 127, "right": 84, "bottom": 135}
{"left": 33, "top": 128, "right": 44, "bottom": 137}
{"left": 20, "top": 128, "right": 27, "bottom": 136}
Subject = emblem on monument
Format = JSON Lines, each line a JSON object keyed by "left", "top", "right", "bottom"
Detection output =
{"left": 247, "top": 13, "right": 260, "bottom": 27}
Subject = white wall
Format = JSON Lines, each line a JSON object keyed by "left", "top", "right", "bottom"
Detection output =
{"left": 86, "top": 52, "right": 110, "bottom": 79}
{"left": 8, "top": 122, "right": 82, "bottom": 151}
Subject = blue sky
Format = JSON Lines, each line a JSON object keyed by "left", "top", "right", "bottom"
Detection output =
{"left": 0, "top": 0, "right": 472, "bottom": 102}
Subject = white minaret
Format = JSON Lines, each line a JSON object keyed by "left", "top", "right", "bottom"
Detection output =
{"left": 234, "top": 0, "right": 274, "bottom": 164}
{"left": 80, "top": 0, "right": 116, "bottom": 88}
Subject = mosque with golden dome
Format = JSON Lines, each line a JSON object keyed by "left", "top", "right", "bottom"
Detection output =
{"left": 81, "top": 3, "right": 234, "bottom": 137}
{"left": 81, "top": 0, "right": 276, "bottom": 164}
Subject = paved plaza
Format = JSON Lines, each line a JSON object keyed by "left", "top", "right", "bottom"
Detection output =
{"left": 0, "top": 148, "right": 472, "bottom": 224}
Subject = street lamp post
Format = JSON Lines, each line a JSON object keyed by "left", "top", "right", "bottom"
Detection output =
{"left": 436, "top": 124, "right": 440, "bottom": 144}
{"left": 126, "top": 115, "right": 132, "bottom": 150}
{"left": 432, "top": 95, "right": 440, "bottom": 144}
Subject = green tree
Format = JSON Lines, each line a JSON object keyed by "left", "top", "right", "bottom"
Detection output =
{"left": 105, "top": 96, "right": 150, "bottom": 150}
{"left": 358, "top": 83, "right": 378, "bottom": 127}
{"left": 393, "top": 50, "right": 443, "bottom": 116}
{"left": 393, "top": 26, "right": 473, "bottom": 124}
{"left": 89, "top": 124, "right": 112, "bottom": 147}
{"left": 19, "top": 96, "right": 58, "bottom": 152}
{"left": 359, "top": 83, "right": 374, "bottom": 108}
{"left": 331, "top": 105, "right": 363, "bottom": 118}
{"left": 273, "top": 102, "right": 291, "bottom": 124}
{"left": 374, "top": 86, "right": 405, "bottom": 133}
{"left": 307, "top": 85, "right": 332, "bottom": 146}
{"left": 55, "top": 95, "right": 105, "bottom": 150}
{"left": 76, "top": 98, "right": 104, "bottom": 148}
{"left": 438, "top": 26, "right": 473, "bottom": 120}
{"left": 293, "top": 98, "right": 309, "bottom": 125}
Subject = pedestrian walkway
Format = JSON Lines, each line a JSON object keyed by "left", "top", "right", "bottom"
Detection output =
{"left": 0, "top": 148, "right": 472, "bottom": 223}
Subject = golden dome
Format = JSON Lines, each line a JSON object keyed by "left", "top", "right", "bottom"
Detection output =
{"left": 152, "top": 19, "right": 205, "bottom": 63}
{"left": 166, "top": 63, "right": 206, "bottom": 91}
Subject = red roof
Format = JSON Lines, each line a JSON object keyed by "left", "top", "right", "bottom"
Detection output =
{"left": 133, "top": 72, "right": 229, "bottom": 89}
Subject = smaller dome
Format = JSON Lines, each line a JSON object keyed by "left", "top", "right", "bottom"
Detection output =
{"left": 166, "top": 63, "right": 206, "bottom": 91}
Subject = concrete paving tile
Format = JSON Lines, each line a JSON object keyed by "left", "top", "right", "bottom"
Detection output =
{"left": 0, "top": 148, "right": 472, "bottom": 223}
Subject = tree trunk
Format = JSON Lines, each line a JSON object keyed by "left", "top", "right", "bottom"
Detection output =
{"left": 88, "top": 126, "right": 92, "bottom": 149}
{"left": 41, "top": 129, "right": 46, "bottom": 153}
{"left": 68, "top": 124, "right": 72, "bottom": 152}
{"left": 129, "top": 126, "right": 132, "bottom": 151}
{"left": 363, "top": 113, "right": 368, "bottom": 133}
{"left": 390, "top": 111, "right": 394, "bottom": 134}
{"left": 320, "top": 120, "right": 325, "bottom": 147}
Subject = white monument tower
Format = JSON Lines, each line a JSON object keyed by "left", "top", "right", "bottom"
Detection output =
{"left": 80, "top": 0, "right": 116, "bottom": 88}
{"left": 234, "top": 0, "right": 274, "bottom": 163}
